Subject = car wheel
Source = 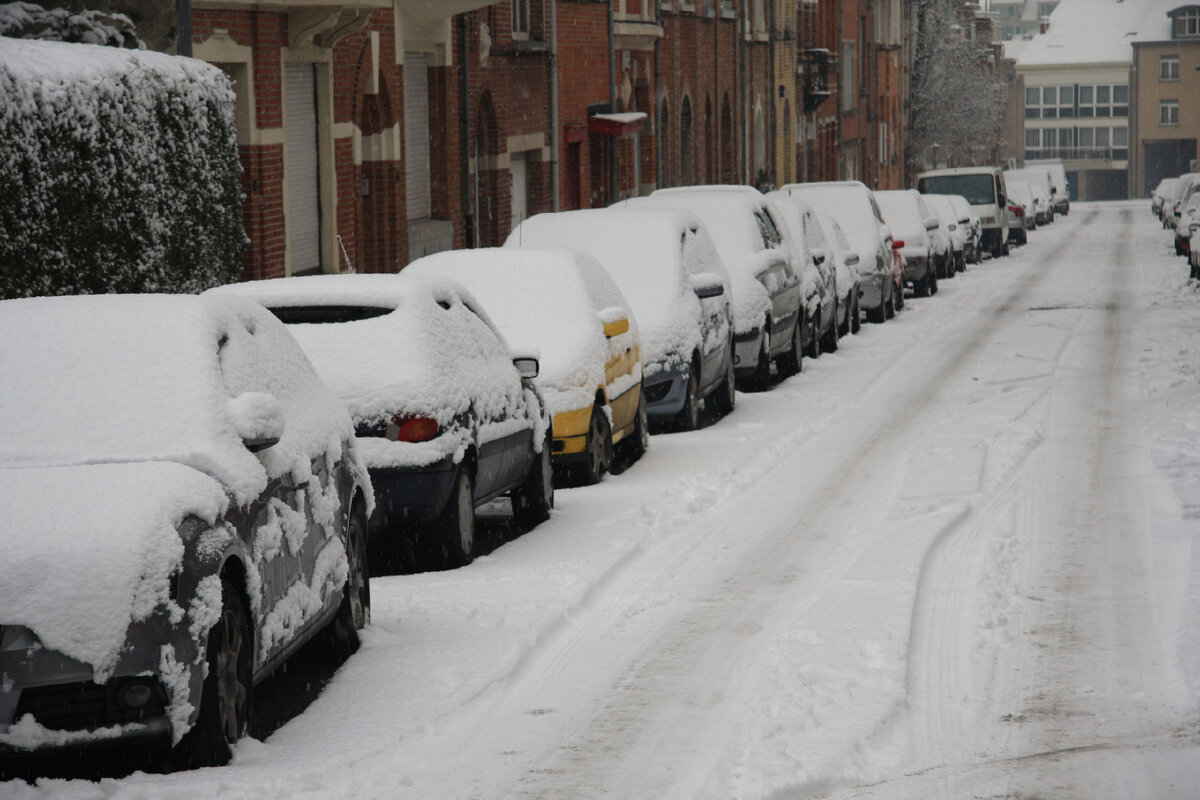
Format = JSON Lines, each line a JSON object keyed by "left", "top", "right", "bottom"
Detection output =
{"left": 850, "top": 293, "right": 861, "bottom": 333}
{"left": 837, "top": 295, "right": 851, "bottom": 337}
{"left": 578, "top": 406, "right": 613, "bottom": 485}
{"left": 893, "top": 282, "right": 904, "bottom": 312}
{"left": 320, "top": 504, "right": 370, "bottom": 660}
{"left": 676, "top": 362, "right": 701, "bottom": 432}
{"left": 513, "top": 429, "right": 554, "bottom": 530}
{"left": 617, "top": 389, "right": 650, "bottom": 464}
{"left": 885, "top": 290, "right": 896, "bottom": 319}
{"left": 821, "top": 297, "right": 838, "bottom": 353}
{"left": 930, "top": 266, "right": 938, "bottom": 295}
{"left": 915, "top": 271, "right": 931, "bottom": 298}
{"left": 942, "top": 256, "right": 955, "bottom": 279}
{"left": 177, "top": 578, "right": 251, "bottom": 768}
{"left": 711, "top": 343, "right": 736, "bottom": 416}
{"left": 437, "top": 468, "right": 475, "bottom": 567}
{"left": 805, "top": 312, "right": 820, "bottom": 359}
{"left": 776, "top": 317, "right": 803, "bottom": 377}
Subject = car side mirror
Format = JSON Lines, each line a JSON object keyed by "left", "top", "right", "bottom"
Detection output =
{"left": 844, "top": 252, "right": 860, "bottom": 267}
{"left": 228, "top": 392, "right": 285, "bottom": 453}
{"left": 924, "top": 216, "right": 940, "bottom": 231}
{"left": 689, "top": 272, "right": 725, "bottom": 298}
{"left": 810, "top": 247, "right": 827, "bottom": 266}
{"left": 512, "top": 354, "right": 540, "bottom": 379}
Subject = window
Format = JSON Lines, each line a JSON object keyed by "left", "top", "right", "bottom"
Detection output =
{"left": 841, "top": 42, "right": 855, "bottom": 111}
{"left": 1162, "top": 54, "right": 1181, "bottom": 81}
{"left": 1162, "top": 99, "right": 1180, "bottom": 125}
{"left": 1174, "top": 8, "right": 1200, "bottom": 37}
{"left": 1026, "top": 128, "right": 1040, "bottom": 148}
{"left": 512, "top": 0, "right": 530, "bottom": 38}
{"left": 1058, "top": 85, "right": 1074, "bottom": 117}
{"left": 1113, "top": 85, "right": 1128, "bottom": 116}
{"left": 1025, "top": 86, "right": 1041, "bottom": 119}
{"left": 1076, "top": 84, "right": 1126, "bottom": 118}
{"left": 1041, "top": 86, "right": 1058, "bottom": 118}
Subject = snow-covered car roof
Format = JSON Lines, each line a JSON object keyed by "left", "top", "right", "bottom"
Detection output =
{"left": 403, "top": 247, "right": 639, "bottom": 416}
{"left": 772, "top": 183, "right": 884, "bottom": 262}
{"left": 874, "top": 190, "right": 929, "bottom": 242}
{"left": 507, "top": 208, "right": 728, "bottom": 367}
{"left": 0, "top": 293, "right": 352, "bottom": 505}
{"left": 210, "top": 273, "right": 530, "bottom": 437}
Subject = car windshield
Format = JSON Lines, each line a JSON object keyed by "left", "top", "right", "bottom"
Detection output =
{"left": 918, "top": 175, "right": 996, "bottom": 206}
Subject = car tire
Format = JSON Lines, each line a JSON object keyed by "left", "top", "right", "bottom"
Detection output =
{"left": 513, "top": 429, "right": 553, "bottom": 530}
{"left": 837, "top": 295, "right": 851, "bottom": 337}
{"left": 893, "top": 282, "right": 904, "bottom": 312}
{"left": 850, "top": 293, "right": 861, "bottom": 333}
{"left": 915, "top": 271, "right": 931, "bottom": 298}
{"left": 776, "top": 317, "right": 803, "bottom": 377}
{"left": 176, "top": 578, "right": 252, "bottom": 768}
{"left": 676, "top": 362, "right": 701, "bottom": 432}
{"left": 885, "top": 290, "right": 896, "bottom": 319}
{"left": 711, "top": 344, "right": 737, "bottom": 417}
{"left": 930, "top": 266, "right": 939, "bottom": 295}
{"left": 437, "top": 468, "right": 476, "bottom": 568}
{"left": 578, "top": 406, "right": 613, "bottom": 485}
{"left": 821, "top": 297, "right": 838, "bottom": 353}
{"left": 805, "top": 312, "right": 821, "bottom": 359}
{"left": 617, "top": 389, "right": 650, "bottom": 464}
{"left": 320, "top": 504, "right": 370, "bottom": 660}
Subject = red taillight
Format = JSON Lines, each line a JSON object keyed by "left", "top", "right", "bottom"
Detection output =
{"left": 387, "top": 414, "right": 439, "bottom": 443}
{"left": 1009, "top": 205, "right": 1025, "bottom": 218}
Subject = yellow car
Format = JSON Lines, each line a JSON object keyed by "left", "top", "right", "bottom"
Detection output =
{"left": 405, "top": 248, "right": 647, "bottom": 485}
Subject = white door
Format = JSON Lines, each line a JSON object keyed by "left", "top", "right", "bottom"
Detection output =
{"left": 285, "top": 63, "right": 321, "bottom": 273}
{"left": 404, "top": 53, "right": 431, "bottom": 221}
{"left": 510, "top": 151, "right": 528, "bottom": 232}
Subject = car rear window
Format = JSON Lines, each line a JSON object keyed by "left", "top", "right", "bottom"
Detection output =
{"left": 270, "top": 305, "right": 392, "bottom": 324}
{"left": 917, "top": 175, "right": 996, "bottom": 206}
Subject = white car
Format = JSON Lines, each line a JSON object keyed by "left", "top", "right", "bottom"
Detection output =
{"left": 211, "top": 274, "right": 554, "bottom": 570}
{"left": 405, "top": 247, "right": 647, "bottom": 485}
{"left": 508, "top": 207, "right": 736, "bottom": 432}
{"left": 811, "top": 212, "right": 863, "bottom": 336}
{"left": 626, "top": 185, "right": 815, "bottom": 381}
{"left": 923, "top": 193, "right": 967, "bottom": 274}
{"left": 875, "top": 189, "right": 939, "bottom": 298}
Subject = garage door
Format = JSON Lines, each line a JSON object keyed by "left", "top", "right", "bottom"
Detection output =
{"left": 404, "top": 53, "right": 431, "bottom": 221}
{"left": 286, "top": 63, "right": 321, "bottom": 273}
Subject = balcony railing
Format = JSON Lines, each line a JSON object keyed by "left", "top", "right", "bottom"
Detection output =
{"left": 1024, "top": 146, "right": 1128, "bottom": 163}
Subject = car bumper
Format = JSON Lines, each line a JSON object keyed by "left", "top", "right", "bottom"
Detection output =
{"left": 368, "top": 458, "right": 456, "bottom": 531}
{"left": 902, "top": 253, "right": 929, "bottom": 281}
{"left": 733, "top": 327, "right": 765, "bottom": 379}
{"left": 859, "top": 272, "right": 886, "bottom": 310}
{"left": 0, "top": 619, "right": 199, "bottom": 755}
{"left": 642, "top": 361, "right": 690, "bottom": 419}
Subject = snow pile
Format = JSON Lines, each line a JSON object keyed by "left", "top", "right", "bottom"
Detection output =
{"left": 0, "top": 36, "right": 244, "bottom": 299}
{"left": 507, "top": 207, "right": 730, "bottom": 371}
{"left": 405, "top": 247, "right": 640, "bottom": 418}
{"left": 212, "top": 274, "right": 538, "bottom": 469}
{"left": 0, "top": 2, "right": 143, "bottom": 48}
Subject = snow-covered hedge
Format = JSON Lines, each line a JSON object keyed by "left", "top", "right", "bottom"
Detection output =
{"left": 0, "top": 2, "right": 144, "bottom": 48}
{"left": 0, "top": 36, "right": 245, "bottom": 298}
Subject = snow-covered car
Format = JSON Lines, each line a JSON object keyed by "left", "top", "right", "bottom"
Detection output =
{"left": 405, "top": 248, "right": 647, "bottom": 485}
{"left": 211, "top": 274, "right": 553, "bottom": 570}
{"left": 626, "top": 185, "right": 813, "bottom": 383}
{"left": 923, "top": 194, "right": 967, "bottom": 273}
{"left": 508, "top": 207, "right": 736, "bottom": 432}
{"left": 768, "top": 190, "right": 859, "bottom": 341}
{"left": 810, "top": 212, "right": 863, "bottom": 336}
{"left": 875, "top": 189, "right": 939, "bottom": 297}
{"left": 917, "top": 192, "right": 956, "bottom": 280}
{"left": 1153, "top": 176, "right": 1179, "bottom": 220}
{"left": 1028, "top": 182, "right": 1053, "bottom": 226}
{"left": 772, "top": 181, "right": 899, "bottom": 323}
{"left": 1006, "top": 180, "right": 1035, "bottom": 244}
{"left": 0, "top": 294, "right": 371, "bottom": 766}
{"left": 1004, "top": 167, "right": 1056, "bottom": 225}
{"left": 916, "top": 166, "right": 1011, "bottom": 259}
{"left": 946, "top": 194, "right": 983, "bottom": 265}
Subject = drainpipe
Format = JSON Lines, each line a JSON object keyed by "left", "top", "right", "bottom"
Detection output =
{"left": 177, "top": 0, "right": 192, "bottom": 56}
{"left": 550, "top": 0, "right": 560, "bottom": 211}
{"left": 458, "top": 13, "right": 475, "bottom": 248}
{"left": 608, "top": 1, "right": 618, "bottom": 202}
{"left": 768, "top": 0, "right": 777, "bottom": 187}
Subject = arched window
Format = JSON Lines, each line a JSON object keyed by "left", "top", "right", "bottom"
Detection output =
{"left": 680, "top": 95, "right": 694, "bottom": 187}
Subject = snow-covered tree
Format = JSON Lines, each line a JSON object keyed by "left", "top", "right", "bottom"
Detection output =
{"left": 0, "top": 1, "right": 143, "bottom": 48}
{"left": 907, "top": 0, "right": 1007, "bottom": 171}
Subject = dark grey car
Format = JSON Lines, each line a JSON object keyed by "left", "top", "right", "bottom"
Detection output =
{"left": 0, "top": 294, "right": 370, "bottom": 768}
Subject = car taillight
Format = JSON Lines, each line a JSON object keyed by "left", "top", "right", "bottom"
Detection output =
{"left": 387, "top": 414, "right": 439, "bottom": 443}
{"left": 1009, "top": 205, "right": 1025, "bottom": 217}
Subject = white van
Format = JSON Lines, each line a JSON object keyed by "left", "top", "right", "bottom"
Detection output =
{"left": 917, "top": 167, "right": 1010, "bottom": 258}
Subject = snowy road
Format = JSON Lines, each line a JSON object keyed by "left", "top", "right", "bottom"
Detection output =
{"left": 10, "top": 201, "right": 1200, "bottom": 799}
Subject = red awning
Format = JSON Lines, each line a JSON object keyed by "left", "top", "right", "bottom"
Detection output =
{"left": 587, "top": 112, "right": 647, "bottom": 137}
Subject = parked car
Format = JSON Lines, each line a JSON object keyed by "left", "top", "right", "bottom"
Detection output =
{"left": 1153, "top": 176, "right": 1179, "bottom": 220}
{"left": 1023, "top": 159, "right": 1070, "bottom": 215}
{"left": 916, "top": 166, "right": 1010, "bottom": 258}
{"left": 923, "top": 193, "right": 967, "bottom": 273}
{"left": 946, "top": 193, "right": 982, "bottom": 265}
{"left": 772, "top": 181, "right": 899, "bottom": 323}
{"left": 1005, "top": 167, "right": 1056, "bottom": 224}
{"left": 625, "top": 186, "right": 814, "bottom": 379}
{"left": 1006, "top": 179, "right": 1035, "bottom": 244}
{"left": 405, "top": 247, "right": 646, "bottom": 485}
{"left": 0, "top": 293, "right": 371, "bottom": 766}
{"left": 875, "top": 189, "right": 939, "bottom": 297}
{"left": 1188, "top": 219, "right": 1200, "bottom": 279}
{"left": 811, "top": 212, "right": 863, "bottom": 336}
{"left": 211, "top": 274, "right": 553, "bottom": 570}
{"left": 508, "top": 207, "right": 736, "bottom": 432}
{"left": 919, "top": 192, "right": 956, "bottom": 280}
